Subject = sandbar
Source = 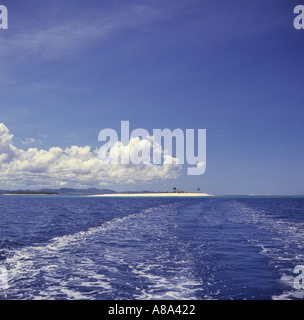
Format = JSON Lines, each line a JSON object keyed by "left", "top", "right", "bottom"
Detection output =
{"left": 89, "top": 192, "right": 214, "bottom": 197}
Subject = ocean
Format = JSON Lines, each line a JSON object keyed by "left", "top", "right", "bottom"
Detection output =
{"left": 0, "top": 195, "right": 303, "bottom": 300}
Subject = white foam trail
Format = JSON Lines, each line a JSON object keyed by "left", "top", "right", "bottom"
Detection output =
{"left": 131, "top": 263, "right": 203, "bottom": 300}
{"left": 226, "top": 201, "right": 304, "bottom": 300}
{"left": 3, "top": 201, "right": 205, "bottom": 300}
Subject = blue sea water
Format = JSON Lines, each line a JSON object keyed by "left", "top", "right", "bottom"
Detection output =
{"left": 0, "top": 195, "right": 304, "bottom": 300}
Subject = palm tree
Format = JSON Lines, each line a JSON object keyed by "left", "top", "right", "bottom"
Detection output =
{"left": 197, "top": 188, "right": 200, "bottom": 192}
{"left": 173, "top": 187, "right": 177, "bottom": 193}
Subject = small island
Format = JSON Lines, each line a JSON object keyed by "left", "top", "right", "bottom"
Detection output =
{"left": 1, "top": 188, "right": 214, "bottom": 197}
{"left": 89, "top": 192, "right": 213, "bottom": 197}
{"left": 90, "top": 187, "right": 214, "bottom": 197}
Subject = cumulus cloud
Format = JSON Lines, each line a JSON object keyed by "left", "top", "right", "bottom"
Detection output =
{"left": 98, "top": 136, "right": 178, "bottom": 166}
{"left": 0, "top": 123, "right": 17, "bottom": 163}
{"left": 0, "top": 123, "right": 181, "bottom": 188}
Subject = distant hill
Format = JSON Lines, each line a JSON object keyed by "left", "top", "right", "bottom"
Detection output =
{"left": 0, "top": 188, "right": 117, "bottom": 195}
{"left": 55, "top": 188, "right": 117, "bottom": 195}
{"left": 5, "top": 190, "right": 58, "bottom": 195}
{"left": 0, "top": 188, "right": 178, "bottom": 196}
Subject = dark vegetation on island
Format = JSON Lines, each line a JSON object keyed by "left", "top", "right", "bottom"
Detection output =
{"left": 0, "top": 187, "right": 202, "bottom": 196}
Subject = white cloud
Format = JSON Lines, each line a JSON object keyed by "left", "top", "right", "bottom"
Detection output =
{"left": 20, "top": 138, "right": 37, "bottom": 145}
{"left": 0, "top": 123, "right": 181, "bottom": 188}
{"left": 0, "top": 123, "right": 17, "bottom": 163}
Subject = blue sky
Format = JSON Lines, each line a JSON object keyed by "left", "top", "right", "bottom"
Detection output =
{"left": 0, "top": 0, "right": 303, "bottom": 194}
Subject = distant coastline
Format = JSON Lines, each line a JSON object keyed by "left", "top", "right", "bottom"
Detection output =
{"left": 3, "top": 191, "right": 58, "bottom": 195}
{"left": 3, "top": 193, "right": 58, "bottom": 196}
{"left": 0, "top": 188, "right": 115, "bottom": 196}
{"left": 0, "top": 188, "right": 213, "bottom": 197}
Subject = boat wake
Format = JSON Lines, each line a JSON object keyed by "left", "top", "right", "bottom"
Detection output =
{"left": 226, "top": 200, "right": 304, "bottom": 300}
{"left": 1, "top": 202, "right": 205, "bottom": 300}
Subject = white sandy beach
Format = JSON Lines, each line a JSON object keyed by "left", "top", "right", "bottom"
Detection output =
{"left": 89, "top": 192, "right": 214, "bottom": 197}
